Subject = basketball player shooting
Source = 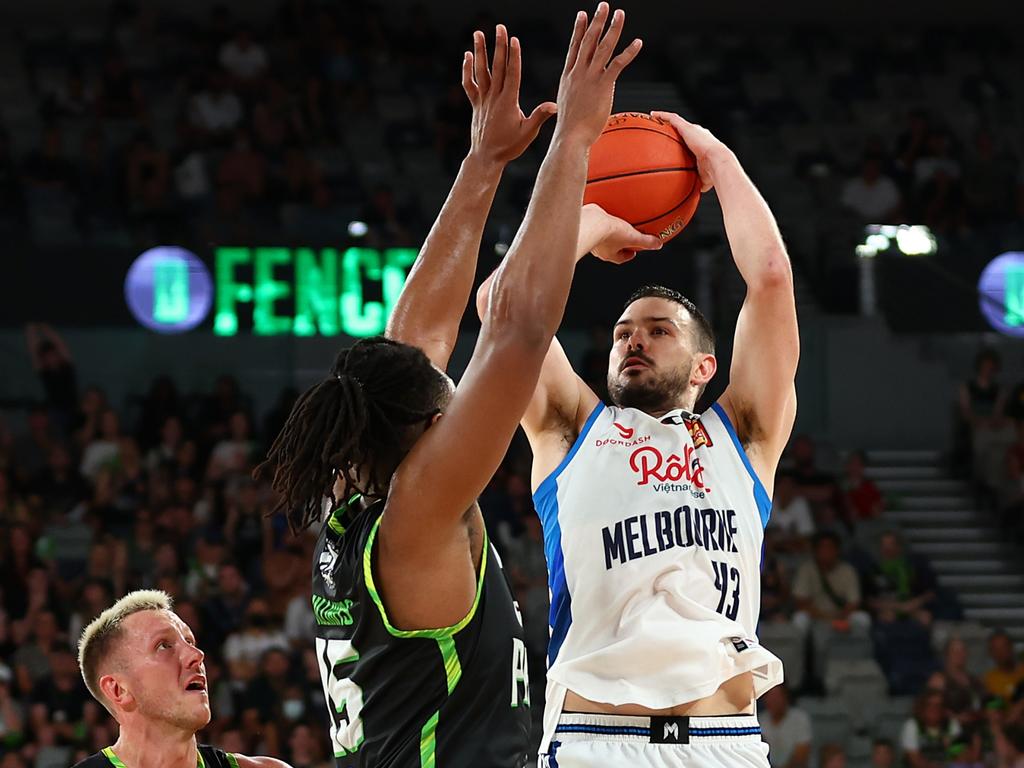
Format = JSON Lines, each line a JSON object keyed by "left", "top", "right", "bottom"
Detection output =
{"left": 479, "top": 114, "right": 799, "bottom": 766}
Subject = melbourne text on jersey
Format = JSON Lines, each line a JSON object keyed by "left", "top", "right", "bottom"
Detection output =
{"left": 602, "top": 505, "right": 740, "bottom": 570}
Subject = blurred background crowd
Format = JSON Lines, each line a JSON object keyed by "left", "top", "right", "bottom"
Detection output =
{"left": 5, "top": 323, "right": 1024, "bottom": 767}
{"left": 1, "top": 0, "right": 1024, "bottom": 767}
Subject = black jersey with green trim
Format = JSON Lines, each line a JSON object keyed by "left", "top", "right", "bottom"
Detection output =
{"left": 311, "top": 498, "right": 531, "bottom": 767}
{"left": 72, "top": 744, "right": 238, "bottom": 768}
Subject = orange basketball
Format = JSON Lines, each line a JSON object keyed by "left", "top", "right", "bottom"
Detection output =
{"left": 583, "top": 112, "right": 701, "bottom": 243}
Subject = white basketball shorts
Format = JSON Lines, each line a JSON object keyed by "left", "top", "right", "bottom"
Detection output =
{"left": 538, "top": 714, "right": 770, "bottom": 768}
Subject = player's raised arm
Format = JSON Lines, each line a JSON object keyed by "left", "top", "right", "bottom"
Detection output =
{"left": 232, "top": 756, "right": 292, "bottom": 768}
{"left": 385, "top": 4, "right": 642, "bottom": 534}
{"left": 654, "top": 112, "right": 799, "bottom": 475}
{"left": 475, "top": 204, "right": 660, "bottom": 488}
{"left": 385, "top": 25, "right": 556, "bottom": 371}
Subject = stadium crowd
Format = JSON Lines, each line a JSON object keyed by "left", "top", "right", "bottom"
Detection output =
{"left": 1, "top": 325, "right": 1024, "bottom": 767}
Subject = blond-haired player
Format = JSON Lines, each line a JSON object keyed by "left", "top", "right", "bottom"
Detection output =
{"left": 73, "top": 590, "right": 291, "bottom": 768}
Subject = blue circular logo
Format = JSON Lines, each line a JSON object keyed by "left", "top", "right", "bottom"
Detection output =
{"left": 124, "top": 247, "right": 213, "bottom": 333}
{"left": 978, "top": 252, "right": 1024, "bottom": 337}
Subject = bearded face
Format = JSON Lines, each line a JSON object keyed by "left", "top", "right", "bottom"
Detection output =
{"left": 607, "top": 297, "right": 712, "bottom": 414}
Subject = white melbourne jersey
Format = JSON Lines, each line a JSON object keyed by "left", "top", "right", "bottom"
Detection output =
{"left": 534, "top": 402, "right": 783, "bottom": 747}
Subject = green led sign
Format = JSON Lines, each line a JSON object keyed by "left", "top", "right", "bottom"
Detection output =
{"left": 213, "top": 246, "right": 416, "bottom": 337}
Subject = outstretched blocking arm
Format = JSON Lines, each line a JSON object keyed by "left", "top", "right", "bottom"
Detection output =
{"left": 385, "top": 26, "right": 556, "bottom": 371}
{"left": 656, "top": 113, "right": 799, "bottom": 474}
{"left": 386, "top": 5, "right": 641, "bottom": 541}
{"left": 476, "top": 204, "right": 660, "bottom": 488}
{"left": 233, "top": 755, "right": 292, "bottom": 768}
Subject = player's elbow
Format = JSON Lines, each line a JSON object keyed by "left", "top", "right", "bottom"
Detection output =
{"left": 484, "top": 279, "right": 560, "bottom": 346}
{"left": 751, "top": 248, "right": 793, "bottom": 293}
{"left": 475, "top": 279, "right": 491, "bottom": 320}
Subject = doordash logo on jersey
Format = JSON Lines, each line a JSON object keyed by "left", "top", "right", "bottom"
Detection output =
{"left": 629, "top": 445, "right": 711, "bottom": 495}
{"left": 594, "top": 422, "right": 652, "bottom": 449}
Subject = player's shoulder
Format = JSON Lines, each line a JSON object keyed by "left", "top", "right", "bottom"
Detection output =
{"left": 70, "top": 754, "right": 111, "bottom": 768}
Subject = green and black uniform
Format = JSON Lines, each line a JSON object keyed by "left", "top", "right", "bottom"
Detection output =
{"left": 312, "top": 497, "right": 531, "bottom": 767}
{"left": 72, "top": 744, "right": 238, "bottom": 768}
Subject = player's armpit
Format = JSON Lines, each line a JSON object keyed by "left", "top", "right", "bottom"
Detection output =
{"left": 522, "top": 337, "right": 600, "bottom": 491}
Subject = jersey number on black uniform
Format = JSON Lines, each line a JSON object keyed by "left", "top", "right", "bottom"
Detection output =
{"left": 316, "top": 637, "right": 365, "bottom": 756}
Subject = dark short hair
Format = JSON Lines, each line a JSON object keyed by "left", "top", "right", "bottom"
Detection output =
{"left": 872, "top": 738, "right": 894, "bottom": 750}
{"left": 975, "top": 348, "right": 1000, "bottom": 370}
{"left": 813, "top": 531, "right": 841, "bottom": 549}
{"left": 989, "top": 628, "right": 1012, "bottom": 644}
{"left": 623, "top": 285, "right": 715, "bottom": 355}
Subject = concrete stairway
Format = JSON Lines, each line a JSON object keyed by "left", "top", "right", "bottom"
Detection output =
{"left": 868, "top": 449, "right": 1024, "bottom": 643}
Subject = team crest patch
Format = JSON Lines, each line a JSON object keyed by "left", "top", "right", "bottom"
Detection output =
{"left": 685, "top": 418, "right": 713, "bottom": 448}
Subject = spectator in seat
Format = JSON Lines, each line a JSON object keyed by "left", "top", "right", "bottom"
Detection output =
{"left": 124, "top": 130, "right": 173, "bottom": 237}
{"left": 217, "top": 130, "right": 267, "bottom": 205}
{"left": 787, "top": 435, "right": 840, "bottom": 507}
{"left": 842, "top": 450, "right": 884, "bottom": 521}
{"left": 991, "top": 715, "right": 1024, "bottom": 768}
{"left": 914, "top": 129, "right": 962, "bottom": 188}
{"left": 24, "top": 323, "right": 78, "bottom": 430}
{"left": 188, "top": 70, "right": 244, "bottom": 145}
{"left": 760, "top": 685, "right": 812, "bottom": 768}
{"left": 896, "top": 109, "right": 931, "bottom": 181}
{"left": 942, "top": 636, "right": 987, "bottom": 719}
{"left": 864, "top": 531, "right": 936, "bottom": 626}
{"left": 30, "top": 649, "right": 88, "bottom": 744}
{"left": 870, "top": 738, "right": 896, "bottom": 768}
{"left": 955, "top": 349, "right": 1008, "bottom": 486}
{"left": 963, "top": 129, "right": 1017, "bottom": 228}
{"left": 95, "top": 49, "right": 145, "bottom": 119}
{"left": 818, "top": 744, "right": 846, "bottom": 768}
{"left": 760, "top": 551, "right": 793, "bottom": 623}
{"left": 201, "top": 561, "right": 250, "bottom": 651}
{"left": 984, "top": 630, "right": 1024, "bottom": 701}
{"left": 219, "top": 25, "right": 269, "bottom": 87}
{"left": 285, "top": 723, "right": 328, "bottom": 768}
{"left": 222, "top": 598, "right": 288, "bottom": 683}
{"left": 12, "top": 610, "right": 62, "bottom": 696}
{"left": 793, "top": 531, "right": 870, "bottom": 634}
{"left": 792, "top": 531, "right": 870, "bottom": 683}
{"left": 79, "top": 408, "right": 125, "bottom": 481}
{"left": 901, "top": 691, "right": 963, "bottom": 768}
{"left": 208, "top": 411, "right": 256, "bottom": 483}
{"left": 920, "top": 168, "right": 967, "bottom": 236}
{"left": 769, "top": 471, "right": 815, "bottom": 552}
{"left": 22, "top": 126, "right": 76, "bottom": 193}
{"left": 840, "top": 154, "right": 903, "bottom": 223}
{"left": 244, "top": 648, "right": 292, "bottom": 723}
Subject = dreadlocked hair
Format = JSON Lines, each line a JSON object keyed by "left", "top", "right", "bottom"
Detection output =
{"left": 255, "top": 336, "right": 450, "bottom": 534}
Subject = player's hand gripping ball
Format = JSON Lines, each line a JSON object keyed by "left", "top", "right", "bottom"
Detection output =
{"left": 583, "top": 112, "right": 701, "bottom": 243}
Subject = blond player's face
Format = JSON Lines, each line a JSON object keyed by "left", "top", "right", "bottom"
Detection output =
{"left": 607, "top": 297, "right": 695, "bottom": 409}
{"left": 117, "top": 610, "right": 210, "bottom": 730}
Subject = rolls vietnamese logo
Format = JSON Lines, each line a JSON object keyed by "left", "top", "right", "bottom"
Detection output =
{"left": 629, "top": 444, "right": 710, "bottom": 493}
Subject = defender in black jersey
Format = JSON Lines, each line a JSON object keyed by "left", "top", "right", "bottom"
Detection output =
{"left": 310, "top": 495, "right": 531, "bottom": 765}
{"left": 74, "top": 590, "right": 290, "bottom": 768}
{"left": 256, "top": 7, "right": 649, "bottom": 768}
